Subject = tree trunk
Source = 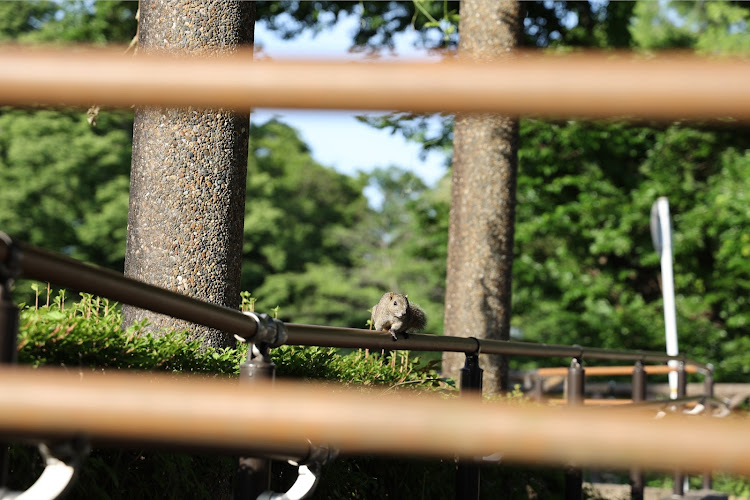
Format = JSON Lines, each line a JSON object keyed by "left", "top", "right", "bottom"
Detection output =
{"left": 123, "top": 1, "right": 254, "bottom": 350}
{"left": 442, "top": 0, "right": 522, "bottom": 394}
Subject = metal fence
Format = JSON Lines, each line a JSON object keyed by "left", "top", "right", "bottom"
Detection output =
{"left": 2, "top": 48, "right": 747, "bottom": 500}
{"left": 0, "top": 233, "right": 725, "bottom": 500}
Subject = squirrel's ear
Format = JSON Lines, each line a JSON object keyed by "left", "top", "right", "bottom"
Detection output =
{"left": 405, "top": 294, "right": 408, "bottom": 299}
{"left": 389, "top": 292, "right": 394, "bottom": 299}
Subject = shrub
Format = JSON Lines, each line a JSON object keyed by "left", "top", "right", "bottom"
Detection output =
{"left": 8, "top": 291, "right": 466, "bottom": 499}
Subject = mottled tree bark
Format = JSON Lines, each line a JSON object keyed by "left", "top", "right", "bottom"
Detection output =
{"left": 442, "top": 0, "right": 522, "bottom": 394}
{"left": 123, "top": 1, "right": 254, "bottom": 350}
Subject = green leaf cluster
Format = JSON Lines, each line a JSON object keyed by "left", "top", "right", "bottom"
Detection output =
{"left": 0, "top": 0, "right": 137, "bottom": 45}
{"left": 18, "top": 291, "right": 243, "bottom": 374}
{"left": 340, "top": 3, "right": 750, "bottom": 382}
{"left": 0, "top": 108, "right": 133, "bottom": 270}
{"left": 244, "top": 123, "right": 448, "bottom": 334}
{"left": 8, "top": 291, "right": 460, "bottom": 498}
{"left": 630, "top": 1, "right": 750, "bottom": 54}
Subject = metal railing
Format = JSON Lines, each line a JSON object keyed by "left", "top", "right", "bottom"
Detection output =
{"left": 0, "top": 46, "right": 743, "bottom": 500}
{"left": 0, "top": 233, "right": 723, "bottom": 500}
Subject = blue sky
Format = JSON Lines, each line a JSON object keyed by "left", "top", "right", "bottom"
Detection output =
{"left": 251, "top": 14, "right": 448, "bottom": 191}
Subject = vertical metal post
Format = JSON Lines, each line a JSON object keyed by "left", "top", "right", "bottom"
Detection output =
{"left": 702, "top": 364, "right": 715, "bottom": 491}
{"left": 673, "top": 361, "right": 687, "bottom": 497}
{"left": 565, "top": 358, "right": 584, "bottom": 500}
{"left": 234, "top": 344, "right": 275, "bottom": 500}
{"left": 0, "top": 234, "right": 20, "bottom": 489}
{"left": 0, "top": 284, "right": 18, "bottom": 365}
{"left": 677, "top": 362, "right": 687, "bottom": 399}
{"left": 456, "top": 353, "right": 482, "bottom": 500}
{"left": 530, "top": 371, "right": 543, "bottom": 402}
{"left": 630, "top": 361, "right": 647, "bottom": 500}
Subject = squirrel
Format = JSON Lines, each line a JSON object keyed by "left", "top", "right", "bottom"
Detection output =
{"left": 370, "top": 292, "right": 427, "bottom": 341}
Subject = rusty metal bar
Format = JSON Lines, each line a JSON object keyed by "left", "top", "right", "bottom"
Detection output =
{"left": 536, "top": 364, "right": 699, "bottom": 377}
{"left": 3, "top": 366, "right": 750, "bottom": 475}
{"left": 1, "top": 48, "right": 750, "bottom": 120}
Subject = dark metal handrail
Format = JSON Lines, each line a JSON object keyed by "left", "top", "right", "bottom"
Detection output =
{"left": 0, "top": 235, "right": 258, "bottom": 342}
{"left": 0, "top": 234, "right": 709, "bottom": 372}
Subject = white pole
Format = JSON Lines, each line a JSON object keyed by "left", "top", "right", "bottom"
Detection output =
{"left": 651, "top": 197, "right": 679, "bottom": 399}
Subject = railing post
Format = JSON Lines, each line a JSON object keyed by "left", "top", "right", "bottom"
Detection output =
{"left": 677, "top": 361, "right": 687, "bottom": 399}
{"left": 565, "top": 357, "right": 584, "bottom": 500}
{"left": 673, "top": 361, "right": 688, "bottom": 497}
{"left": 530, "top": 371, "right": 543, "bottom": 402}
{"left": 234, "top": 343, "right": 276, "bottom": 500}
{"left": 703, "top": 364, "right": 715, "bottom": 491}
{"left": 630, "top": 361, "right": 647, "bottom": 500}
{"left": 0, "top": 233, "right": 20, "bottom": 489}
{"left": 456, "top": 352, "right": 482, "bottom": 500}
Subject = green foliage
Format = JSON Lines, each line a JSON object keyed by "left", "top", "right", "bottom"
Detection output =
{"left": 8, "top": 291, "right": 464, "bottom": 499}
{"left": 0, "top": 1, "right": 57, "bottom": 41}
{"left": 243, "top": 119, "right": 381, "bottom": 326}
{"left": 630, "top": 1, "right": 750, "bottom": 54}
{"left": 0, "top": 0, "right": 137, "bottom": 45}
{"left": 17, "top": 292, "right": 243, "bottom": 374}
{"left": 349, "top": 3, "right": 750, "bottom": 384}
{"left": 255, "top": 1, "right": 635, "bottom": 52}
{"left": 513, "top": 119, "right": 750, "bottom": 378}
{"left": 256, "top": 1, "right": 461, "bottom": 53}
{"left": 0, "top": 108, "right": 133, "bottom": 271}
{"left": 243, "top": 119, "right": 368, "bottom": 284}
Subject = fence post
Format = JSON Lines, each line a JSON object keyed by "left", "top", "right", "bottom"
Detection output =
{"left": 565, "top": 357, "right": 584, "bottom": 500}
{"left": 530, "top": 371, "right": 543, "bottom": 401}
{"left": 0, "top": 233, "right": 20, "bottom": 488}
{"left": 630, "top": 361, "right": 647, "bottom": 500}
{"left": 234, "top": 343, "right": 276, "bottom": 500}
{"left": 703, "top": 364, "right": 715, "bottom": 491}
{"left": 673, "top": 361, "right": 688, "bottom": 497}
{"left": 456, "top": 352, "right": 483, "bottom": 500}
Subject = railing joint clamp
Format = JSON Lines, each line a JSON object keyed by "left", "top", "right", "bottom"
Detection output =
{"left": 467, "top": 336, "right": 481, "bottom": 356}
{"left": 242, "top": 311, "right": 288, "bottom": 348}
{"left": 571, "top": 345, "right": 583, "bottom": 363}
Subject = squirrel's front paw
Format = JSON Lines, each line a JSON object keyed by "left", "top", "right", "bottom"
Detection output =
{"left": 390, "top": 330, "right": 398, "bottom": 341}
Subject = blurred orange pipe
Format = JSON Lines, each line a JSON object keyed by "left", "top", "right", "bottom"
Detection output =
{"left": 537, "top": 364, "right": 699, "bottom": 377}
{"left": 0, "top": 48, "right": 748, "bottom": 119}
{"left": 0, "top": 366, "right": 746, "bottom": 474}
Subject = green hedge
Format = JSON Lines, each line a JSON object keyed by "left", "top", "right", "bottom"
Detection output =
{"left": 6, "top": 291, "right": 572, "bottom": 499}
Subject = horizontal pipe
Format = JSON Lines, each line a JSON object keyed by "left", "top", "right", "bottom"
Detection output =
{"left": 0, "top": 235, "right": 256, "bottom": 340}
{"left": 1, "top": 235, "right": 707, "bottom": 370}
{"left": 284, "top": 323, "right": 479, "bottom": 353}
{"left": 1, "top": 48, "right": 750, "bottom": 119}
{"left": 285, "top": 324, "right": 705, "bottom": 369}
{"left": 546, "top": 398, "right": 635, "bottom": 406}
{"left": 0, "top": 366, "right": 747, "bottom": 475}
{"left": 544, "top": 395, "right": 714, "bottom": 408}
{"left": 537, "top": 365, "right": 699, "bottom": 377}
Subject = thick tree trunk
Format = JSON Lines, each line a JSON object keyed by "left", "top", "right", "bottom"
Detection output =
{"left": 442, "top": 0, "right": 522, "bottom": 394}
{"left": 123, "top": 1, "right": 254, "bottom": 350}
